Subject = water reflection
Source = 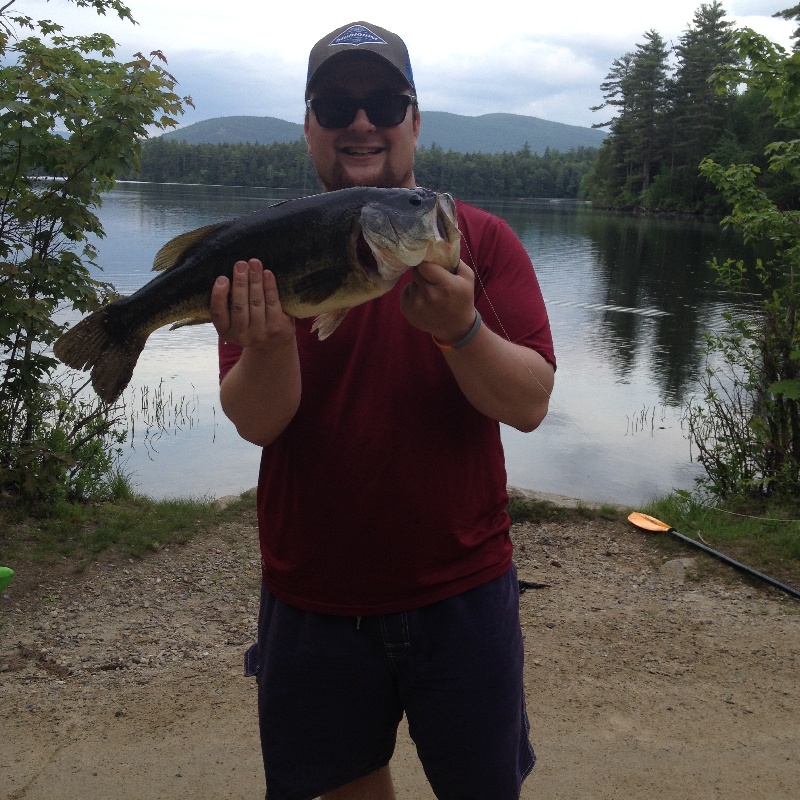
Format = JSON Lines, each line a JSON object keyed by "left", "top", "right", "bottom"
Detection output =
{"left": 584, "top": 212, "right": 733, "bottom": 403}
{"left": 78, "top": 185, "right": 753, "bottom": 505}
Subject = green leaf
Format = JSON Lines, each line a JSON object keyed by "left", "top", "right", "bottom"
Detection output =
{"left": 768, "top": 380, "right": 800, "bottom": 400}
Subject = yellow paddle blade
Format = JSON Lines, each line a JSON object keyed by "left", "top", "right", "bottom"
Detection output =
{"left": 628, "top": 512, "right": 673, "bottom": 532}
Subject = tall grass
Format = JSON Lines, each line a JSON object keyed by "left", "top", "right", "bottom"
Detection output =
{"left": 643, "top": 491, "right": 800, "bottom": 587}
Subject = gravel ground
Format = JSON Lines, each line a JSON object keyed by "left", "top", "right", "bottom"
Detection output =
{"left": 1, "top": 492, "right": 798, "bottom": 799}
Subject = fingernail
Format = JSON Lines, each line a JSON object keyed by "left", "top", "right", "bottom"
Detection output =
{"left": 215, "top": 276, "right": 227, "bottom": 286}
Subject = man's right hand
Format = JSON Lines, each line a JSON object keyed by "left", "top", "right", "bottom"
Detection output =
{"left": 212, "top": 259, "right": 301, "bottom": 447}
{"left": 211, "top": 258, "right": 296, "bottom": 348}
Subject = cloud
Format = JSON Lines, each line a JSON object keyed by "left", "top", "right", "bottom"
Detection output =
{"left": 15, "top": 0, "right": 798, "bottom": 132}
{"left": 728, "top": 1, "right": 784, "bottom": 15}
{"left": 413, "top": 37, "right": 620, "bottom": 126}
{"left": 166, "top": 50, "right": 306, "bottom": 124}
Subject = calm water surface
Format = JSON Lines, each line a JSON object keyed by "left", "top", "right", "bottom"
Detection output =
{"left": 78, "top": 183, "right": 747, "bottom": 505}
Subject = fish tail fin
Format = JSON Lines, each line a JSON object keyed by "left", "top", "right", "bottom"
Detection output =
{"left": 54, "top": 309, "right": 146, "bottom": 403}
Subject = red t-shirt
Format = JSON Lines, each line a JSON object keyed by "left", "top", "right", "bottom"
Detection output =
{"left": 219, "top": 199, "right": 555, "bottom": 615}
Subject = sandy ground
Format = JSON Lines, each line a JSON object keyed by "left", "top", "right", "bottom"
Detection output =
{"left": 1, "top": 493, "right": 798, "bottom": 800}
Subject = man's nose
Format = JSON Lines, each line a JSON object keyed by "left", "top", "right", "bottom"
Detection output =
{"left": 348, "top": 107, "right": 376, "bottom": 131}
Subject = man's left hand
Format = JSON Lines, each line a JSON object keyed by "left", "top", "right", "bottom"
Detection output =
{"left": 400, "top": 259, "right": 477, "bottom": 346}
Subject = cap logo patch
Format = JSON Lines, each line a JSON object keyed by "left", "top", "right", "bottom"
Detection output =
{"left": 329, "top": 25, "right": 387, "bottom": 47}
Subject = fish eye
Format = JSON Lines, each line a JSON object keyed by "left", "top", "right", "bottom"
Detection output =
{"left": 408, "top": 194, "right": 422, "bottom": 206}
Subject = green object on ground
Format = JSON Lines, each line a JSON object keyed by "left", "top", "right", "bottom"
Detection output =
{"left": 0, "top": 566, "right": 14, "bottom": 591}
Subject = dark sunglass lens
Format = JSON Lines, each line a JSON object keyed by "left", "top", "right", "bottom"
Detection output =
{"left": 365, "top": 95, "right": 411, "bottom": 127}
{"left": 312, "top": 97, "right": 358, "bottom": 128}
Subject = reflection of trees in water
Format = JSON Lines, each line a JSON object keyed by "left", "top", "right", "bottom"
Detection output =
{"left": 582, "top": 211, "right": 754, "bottom": 406}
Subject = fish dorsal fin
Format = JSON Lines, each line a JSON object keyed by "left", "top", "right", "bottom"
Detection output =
{"left": 290, "top": 267, "right": 346, "bottom": 306}
{"left": 152, "top": 223, "right": 228, "bottom": 272}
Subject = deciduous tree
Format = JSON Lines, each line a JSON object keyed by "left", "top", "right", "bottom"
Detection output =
{"left": 0, "top": 0, "right": 191, "bottom": 500}
{"left": 690, "top": 29, "right": 800, "bottom": 498}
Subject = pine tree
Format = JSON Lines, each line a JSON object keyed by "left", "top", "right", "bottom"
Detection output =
{"left": 627, "top": 30, "right": 671, "bottom": 193}
{"left": 590, "top": 32, "right": 670, "bottom": 204}
{"left": 773, "top": 3, "right": 800, "bottom": 49}
{"left": 669, "top": 2, "right": 737, "bottom": 207}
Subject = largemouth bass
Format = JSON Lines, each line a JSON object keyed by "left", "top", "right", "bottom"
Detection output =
{"left": 54, "top": 187, "right": 461, "bottom": 403}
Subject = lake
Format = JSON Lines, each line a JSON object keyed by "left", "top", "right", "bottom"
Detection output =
{"left": 75, "top": 182, "right": 747, "bottom": 506}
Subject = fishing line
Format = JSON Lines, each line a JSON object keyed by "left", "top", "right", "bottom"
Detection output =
{"left": 460, "top": 237, "right": 593, "bottom": 442}
{"left": 712, "top": 507, "right": 800, "bottom": 523}
{"left": 670, "top": 481, "right": 800, "bottom": 525}
{"left": 467, "top": 242, "right": 795, "bottom": 517}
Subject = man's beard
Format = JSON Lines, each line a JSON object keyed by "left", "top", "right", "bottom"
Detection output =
{"left": 318, "top": 161, "right": 415, "bottom": 192}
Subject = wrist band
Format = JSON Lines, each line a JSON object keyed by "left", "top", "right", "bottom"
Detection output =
{"left": 432, "top": 310, "right": 482, "bottom": 351}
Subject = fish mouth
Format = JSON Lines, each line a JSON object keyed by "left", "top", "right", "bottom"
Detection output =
{"left": 435, "top": 194, "right": 459, "bottom": 243}
{"left": 355, "top": 232, "right": 380, "bottom": 276}
{"left": 360, "top": 191, "right": 461, "bottom": 282}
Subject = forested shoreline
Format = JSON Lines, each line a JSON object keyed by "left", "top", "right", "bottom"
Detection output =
{"left": 121, "top": 138, "right": 599, "bottom": 200}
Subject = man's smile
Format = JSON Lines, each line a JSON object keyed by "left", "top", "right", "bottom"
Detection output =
{"left": 340, "top": 146, "right": 385, "bottom": 156}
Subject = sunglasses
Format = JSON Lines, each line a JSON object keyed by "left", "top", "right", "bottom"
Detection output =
{"left": 306, "top": 94, "right": 416, "bottom": 129}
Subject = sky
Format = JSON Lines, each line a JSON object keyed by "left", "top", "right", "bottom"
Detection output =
{"left": 14, "top": 0, "right": 798, "bottom": 130}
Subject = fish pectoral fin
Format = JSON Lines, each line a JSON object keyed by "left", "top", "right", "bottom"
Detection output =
{"left": 152, "top": 223, "right": 228, "bottom": 272}
{"left": 311, "top": 309, "right": 349, "bottom": 340}
{"left": 291, "top": 268, "right": 346, "bottom": 306}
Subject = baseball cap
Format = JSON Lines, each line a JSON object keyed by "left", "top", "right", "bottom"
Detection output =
{"left": 306, "top": 22, "right": 415, "bottom": 97}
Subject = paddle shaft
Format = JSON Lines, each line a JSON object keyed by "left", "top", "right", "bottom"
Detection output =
{"left": 665, "top": 527, "right": 800, "bottom": 600}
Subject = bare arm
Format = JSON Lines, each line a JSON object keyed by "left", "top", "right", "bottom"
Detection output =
{"left": 400, "top": 260, "right": 554, "bottom": 432}
{"left": 211, "top": 259, "right": 301, "bottom": 447}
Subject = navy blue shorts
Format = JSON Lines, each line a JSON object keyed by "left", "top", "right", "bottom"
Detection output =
{"left": 244, "top": 566, "right": 534, "bottom": 800}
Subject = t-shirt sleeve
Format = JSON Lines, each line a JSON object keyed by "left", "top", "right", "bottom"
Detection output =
{"left": 458, "top": 203, "right": 556, "bottom": 369}
{"left": 218, "top": 339, "right": 243, "bottom": 383}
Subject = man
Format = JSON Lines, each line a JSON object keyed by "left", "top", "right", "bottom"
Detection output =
{"left": 210, "top": 21, "right": 556, "bottom": 800}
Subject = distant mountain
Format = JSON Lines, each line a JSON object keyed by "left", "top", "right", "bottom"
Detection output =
{"left": 161, "top": 116, "right": 304, "bottom": 146}
{"left": 160, "top": 112, "right": 605, "bottom": 155}
{"left": 419, "top": 112, "right": 605, "bottom": 154}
